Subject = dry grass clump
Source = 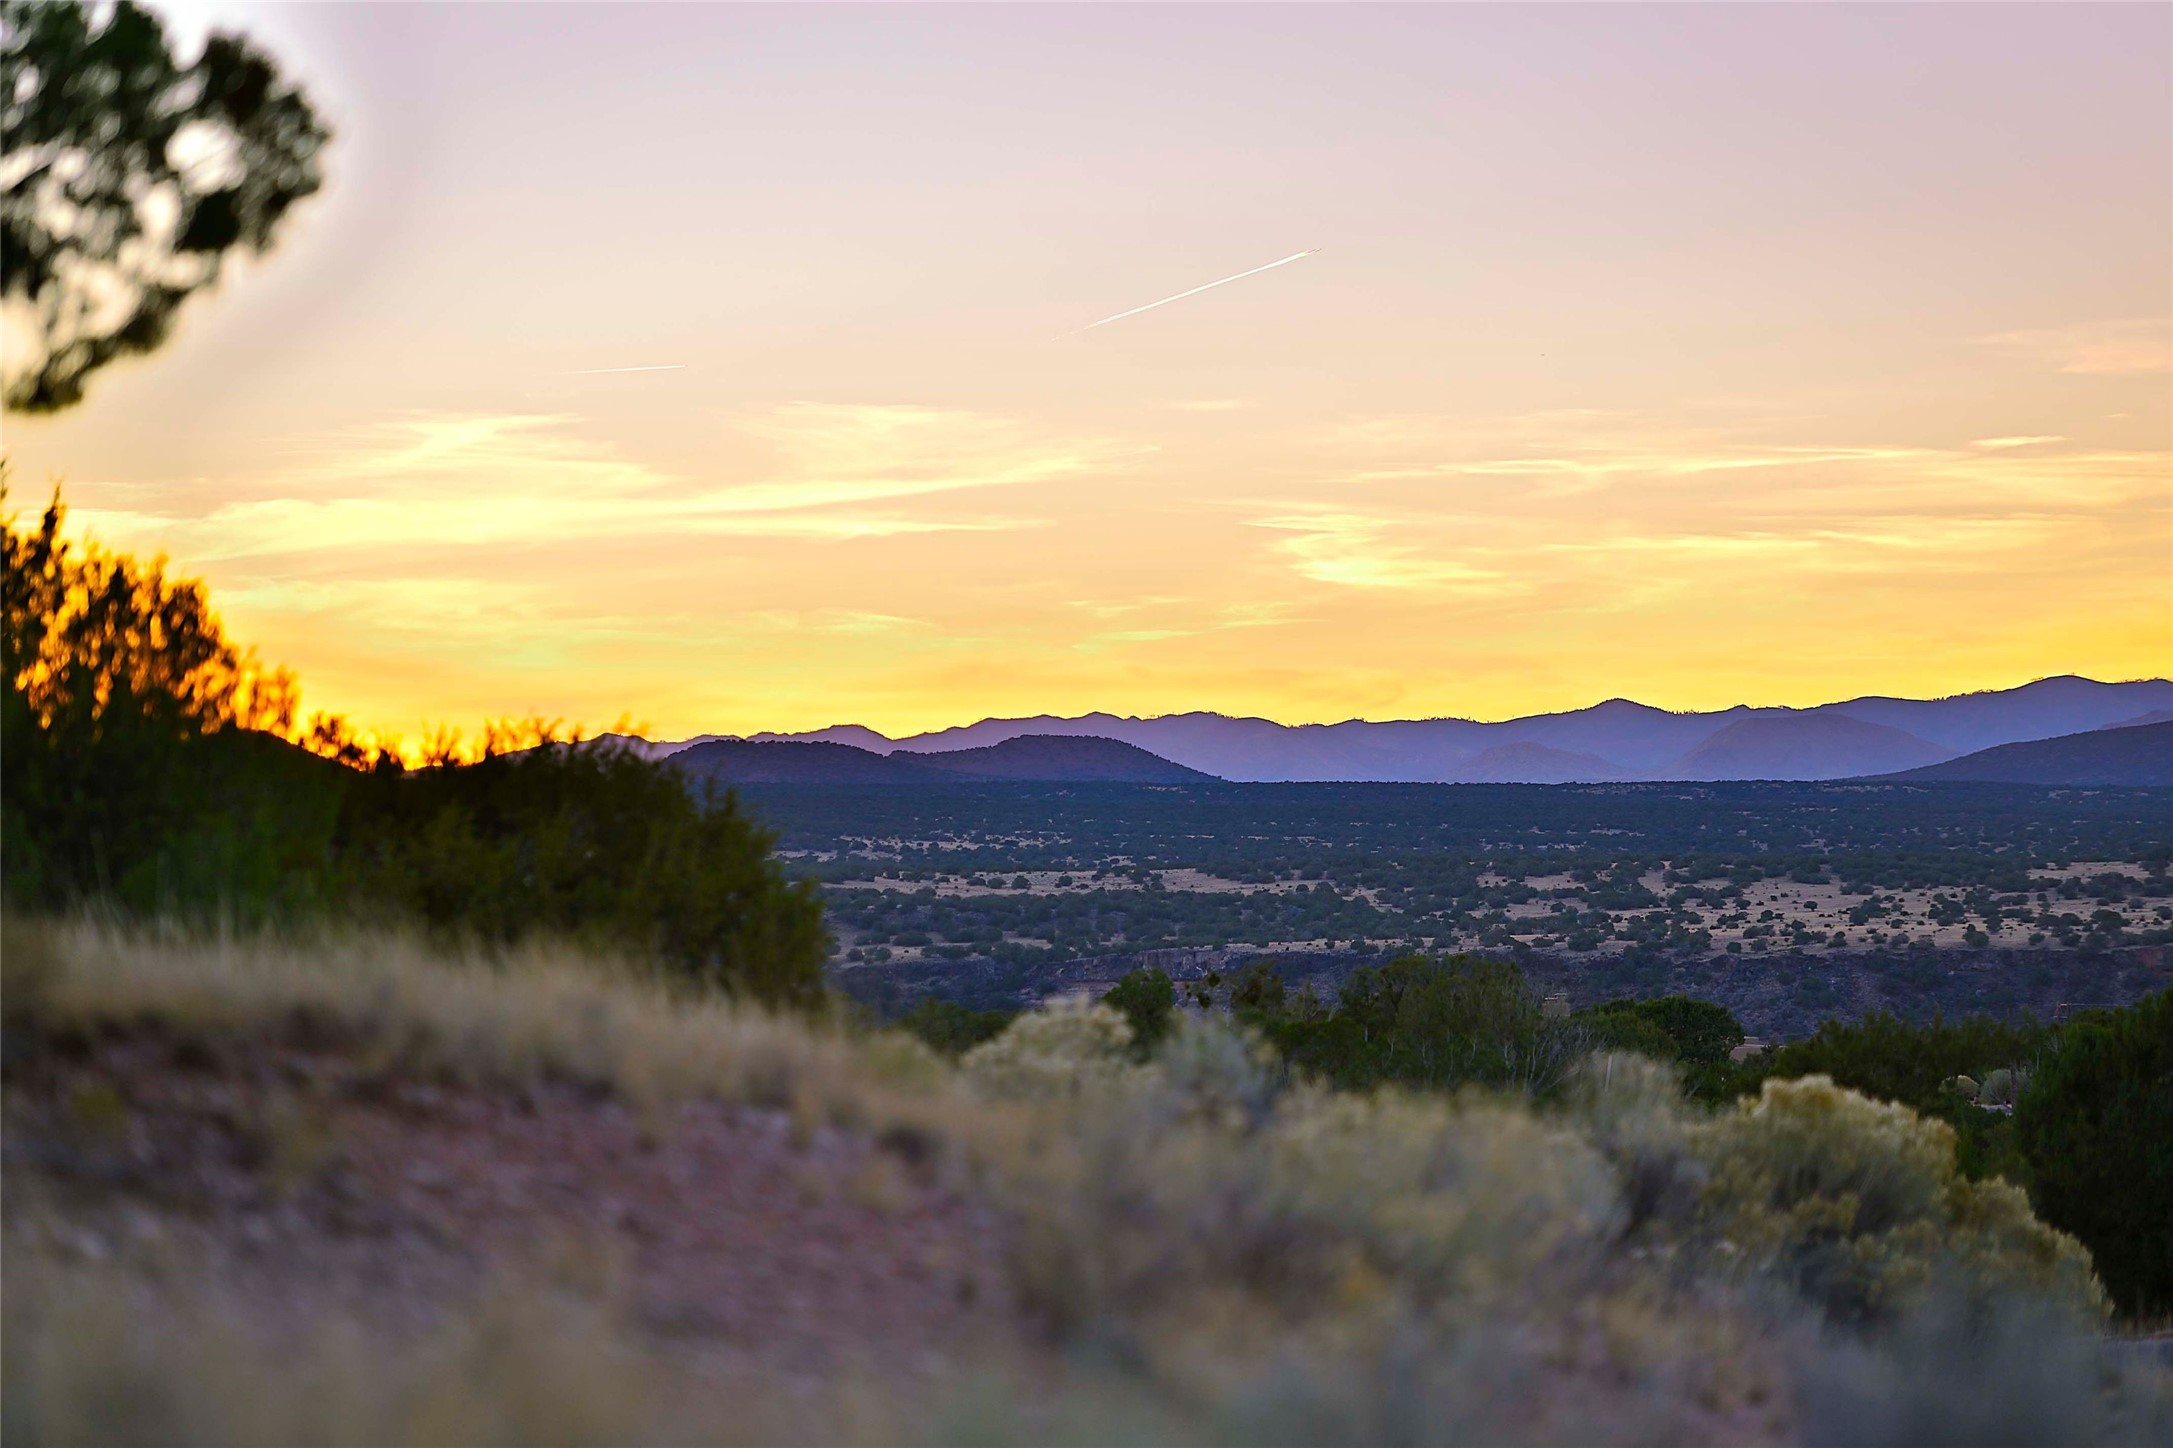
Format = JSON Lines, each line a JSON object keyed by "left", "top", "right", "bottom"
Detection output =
{"left": 2, "top": 917, "right": 976, "bottom": 1143}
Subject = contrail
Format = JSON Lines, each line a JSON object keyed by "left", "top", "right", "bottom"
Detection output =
{"left": 565, "top": 363, "right": 688, "bottom": 375}
{"left": 1062, "top": 248, "right": 1319, "bottom": 337}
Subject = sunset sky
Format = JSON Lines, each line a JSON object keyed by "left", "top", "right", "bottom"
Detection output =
{"left": 8, "top": 3, "right": 2169, "bottom": 743}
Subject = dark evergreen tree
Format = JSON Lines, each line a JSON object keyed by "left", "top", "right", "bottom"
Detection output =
{"left": 1104, "top": 966, "right": 1176, "bottom": 1051}
{"left": 2, "top": 1, "right": 328, "bottom": 411}
{"left": 2016, "top": 990, "right": 2173, "bottom": 1317}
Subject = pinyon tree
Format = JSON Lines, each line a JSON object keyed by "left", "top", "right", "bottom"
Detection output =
{"left": 2, "top": 0, "right": 328, "bottom": 411}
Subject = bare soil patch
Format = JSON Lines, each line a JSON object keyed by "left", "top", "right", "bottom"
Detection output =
{"left": 3, "top": 1037, "right": 1019, "bottom": 1389}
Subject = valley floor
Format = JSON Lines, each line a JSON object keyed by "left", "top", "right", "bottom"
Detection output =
{"left": 840, "top": 942, "right": 2173, "bottom": 1042}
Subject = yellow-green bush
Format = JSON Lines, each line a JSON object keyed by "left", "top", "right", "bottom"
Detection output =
{"left": 960, "top": 995, "right": 1136, "bottom": 1102}
{"left": 1261, "top": 1089, "right": 1618, "bottom": 1300}
{"left": 1693, "top": 1075, "right": 2105, "bottom": 1323}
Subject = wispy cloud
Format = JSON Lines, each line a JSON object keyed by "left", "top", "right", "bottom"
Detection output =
{"left": 1248, "top": 511, "right": 1518, "bottom": 593}
{"left": 1336, "top": 441, "right": 1932, "bottom": 495}
{"left": 1979, "top": 319, "right": 2171, "bottom": 376}
{"left": 1068, "top": 595, "right": 1193, "bottom": 620}
{"left": 1231, "top": 405, "right": 2169, "bottom": 625}
{"left": 218, "top": 575, "right": 556, "bottom": 633}
{"left": 736, "top": 608, "right": 933, "bottom": 636}
{"left": 1068, "top": 598, "right": 1309, "bottom": 653}
{"left": 722, "top": 403, "right": 1142, "bottom": 513}
{"left": 72, "top": 407, "right": 1116, "bottom": 562}
{"left": 1538, "top": 532, "right": 1820, "bottom": 559}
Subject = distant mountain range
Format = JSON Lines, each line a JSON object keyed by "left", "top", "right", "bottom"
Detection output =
{"left": 673, "top": 734, "right": 1216, "bottom": 785}
{"left": 629, "top": 676, "right": 2173, "bottom": 784}
{"left": 1670, "top": 715, "right": 1954, "bottom": 782}
{"left": 1887, "top": 720, "right": 2173, "bottom": 787}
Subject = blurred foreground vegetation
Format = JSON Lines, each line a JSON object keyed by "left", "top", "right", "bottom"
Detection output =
{"left": 909, "top": 955, "right": 2173, "bottom": 1320}
{"left": 5, "top": 920, "right": 2170, "bottom": 1445}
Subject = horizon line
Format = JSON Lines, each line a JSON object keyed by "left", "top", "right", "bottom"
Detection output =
{"left": 624, "top": 671, "right": 2168, "bottom": 744}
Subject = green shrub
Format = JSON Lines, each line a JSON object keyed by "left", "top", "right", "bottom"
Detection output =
{"left": 1101, "top": 966, "right": 1176, "bottom": 1051}
{"left": 334, "top": 732, "right": 829, "bottom": 1010}
{"left": 1227, "top": 958, "right": 1287, "bottom": 1015}
{"left": 1264, "top": 955, "right": 1603, "bottom": 1097}
{"left": 1345, "top": 952, "right": 1539, "bottom": 1047}
{"left": 895, "top": 998, "right": 1017, "bottom": 1058}
{"left": 1739, "top": 1012, "right": 2046, "bottom": 1117}
{"left": 2016, "top": 989, "right": 2173, "bottom": 1317}
{"left": 1573, "top": 1007, "right": 1684, "bottom": 1062}
{"left": 1605, "top": 996, "right": 1745, "bottom": 1064}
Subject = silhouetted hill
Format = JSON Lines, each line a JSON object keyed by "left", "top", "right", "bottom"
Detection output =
{"left": 1826, "top": 675, "right": 2173, "bottom": 753}
{"left": 1666, "top": 715, "right": 1952, "bottom": 781}
{"left": 672, "top": 734, "right": 1216, "bottom": 785}
{"left": 1474, "top": 698, "right": 1747, "bottom": 772}
{"left": 590, "top": 731, "right": 726, "bottom": 761}
{"left": 647, "top": 677, "right": 2173, "bottom": 783}
{"left": 917, "top": 734, "right": 1218, "bottom": 783}
{"left": 748, "top": 724, "right": 897, "bottom": 752}
{"left": 1885, "top": 720, "right": 2173, "bottom": 786}
{"left": 2104, "top": 709, "right": 2173, "bottom": 731}
{"left": 674, "top": 740, "right": 948, "bottom": 784}
{"left": 884, "top": 710, "right": 1426, "bottom": 780}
